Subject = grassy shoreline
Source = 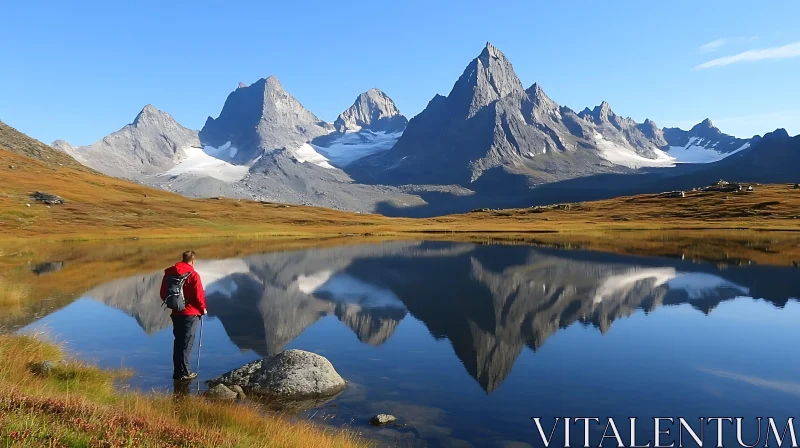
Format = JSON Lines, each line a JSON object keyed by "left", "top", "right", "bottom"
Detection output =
{"left": 0, "top": 333, "right": 368, "bottom": 447}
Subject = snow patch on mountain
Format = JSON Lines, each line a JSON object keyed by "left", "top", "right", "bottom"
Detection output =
{"left": 296, "top": 270, "right": 404, "bottom": 308}
{"left": 593, "top": 133, "right": 676, "bottom": 168}
{"left": 293, "top": 143, "right": 334, "bottom": 169}
{"left": 194, "top": 259, "right": 259, "bottom": 298}
{"left": 667, "top": 273, "right": 749, "bottom": 300}
{"left": 593, "top": 268, "right": 676, "bottom": 303}
{"left": 593, "top": 268, "right": 750, "bottom": 304}
{"left": 667, "top": 138, "right": 751, "bottom": 163}
{"left": 160, "top": 146, "right": 249, "bottom": 182}
{"left": 203, "top": 141, "right": 239, "bottom": 160}
{"left": 313, "top": 131, "right": 402, "bottom": 166}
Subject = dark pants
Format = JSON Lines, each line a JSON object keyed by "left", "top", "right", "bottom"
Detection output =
{"left": 171, "top": 314, "right": 199, "bottom": 379}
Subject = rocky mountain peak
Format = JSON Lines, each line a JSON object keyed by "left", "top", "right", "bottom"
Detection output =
{"left": 479, "top": 41, "right": 504, "bottom": 62}
{"left": 51, "top": 139, "right": 75, "bottom": 152}
{"left": 200, "top": 74, "right": 333, "bottom": 161}
{"left": 526, "top": 83, "right": 560, "bottom": 116}
{"left": 577, "top": 101, "right": 614, "bottom": 122}
{"left": 334, "top": 88, "right": 407, "bottom": 133}
{"left": 763, "top": 128, "right": 790, "bottom": 141}
{"left": 133, "top": 104, "right": 166, "bottom": 126}
{"left": 637, "top": 118, "right": 667, "bottom": 147}
{"left": 595, "top": 101, "right": 613, "bottom": 120}
{"left": 263, "top": 75, "right": 281, "bottom": 88}
{"left": 689, "top": 118, "right": 723, "bottom": 138}
{"left": 448, "top": 43, "right": 525, "bottom": 118}
{"left": 526, "top": 82, "right": 545, "bottom": 98}
{"left": 238, "top": 81, "right": 247, "bottom": 89}
{"left": 56, "top": 104, "right": 199, "bottom": 179}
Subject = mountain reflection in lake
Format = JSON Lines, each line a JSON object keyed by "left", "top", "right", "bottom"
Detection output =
{"left": 22, "top": 242, "right": 800, "bottom": 447}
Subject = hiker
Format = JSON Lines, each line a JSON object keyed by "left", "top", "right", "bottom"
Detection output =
{"left": 160, "top": 250, "right": 207, "bottom": 381}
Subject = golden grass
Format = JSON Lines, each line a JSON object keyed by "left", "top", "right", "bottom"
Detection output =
{"left": 3, "top": 147, "right": 800, "bottom": 244}
{"left": 0, "top": 276, "right": 30, "bottom": 317}
{"left": 0, "top": 334, "right": 368, "bottom": 447}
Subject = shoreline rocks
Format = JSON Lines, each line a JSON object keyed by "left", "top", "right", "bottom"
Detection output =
{"left": 205, "top": 384, "right": 238, "bottom": 400}
{"left": 208, "top": 349, "right": 346, "bottom": 400}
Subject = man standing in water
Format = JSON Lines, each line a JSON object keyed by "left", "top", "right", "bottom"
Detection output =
{"left": 160, "top": 250, "right": 206, "bottom": 381}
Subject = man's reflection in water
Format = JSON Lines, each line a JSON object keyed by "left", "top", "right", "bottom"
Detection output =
{"left": 172, "top": 380, "right": 191, "bottom": 399}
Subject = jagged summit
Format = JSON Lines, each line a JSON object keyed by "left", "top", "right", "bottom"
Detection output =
{"left": 132, "top": 104, "right": 177, "bottom": 127}
{"left": 200, "top": 75, "right": 333, "bottom": 162}
{"left": 333, "top": 88, "right": 407, "bottom": 133}
{"left": 56, "top": 105, "right": 199, "bottom": 179}
{"left": 237, "top": 81, "right": 247, "bottom": 89}
{"left": 637, "top": 118, "right": 667, "bottom": 147}
{"left": 526, "top": 83, "right": 560, "bottom": 116}
{"left": 579, "top": 101, "right": 615, "bottom": 123}
{"left": 596, "top": 101, "right": 612, "bottom": 119}
{"left": 690, "top": 118, "right": 719, "bottom": 132}
{"left": 687, "top": 118, "right": 725, "bottom": 140}
{"left": 448, "top": 42, "right": 525, "bottom": 118}
{"left": 350, "top": 43, "right": 679, "bottom": 187}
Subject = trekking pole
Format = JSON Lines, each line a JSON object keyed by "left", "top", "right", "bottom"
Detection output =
{"left": 196, "top": 315, "right": 204, "bottom": 393}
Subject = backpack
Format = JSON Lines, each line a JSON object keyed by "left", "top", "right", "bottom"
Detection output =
{"left": 163, "top": 272, "right": 192, "bottom": 311}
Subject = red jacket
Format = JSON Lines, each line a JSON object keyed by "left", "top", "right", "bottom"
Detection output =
{"left": 160, "top": 262, "right": 206, "bottom": 316}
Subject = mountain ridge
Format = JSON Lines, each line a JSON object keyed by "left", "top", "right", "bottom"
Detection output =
{"left": 27, "top": 42, "right": 795, "bottom": 216}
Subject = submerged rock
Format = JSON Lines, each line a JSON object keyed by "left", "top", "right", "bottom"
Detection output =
{"left": 209, "top": 349, "right": 346, "bottom": 400}
{"left": 370, "top": 414, "right": 398, "bottom": 426}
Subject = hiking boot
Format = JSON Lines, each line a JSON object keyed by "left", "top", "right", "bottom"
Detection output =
{"left": 175, "top": 372, "right": 197, "bottom": 382}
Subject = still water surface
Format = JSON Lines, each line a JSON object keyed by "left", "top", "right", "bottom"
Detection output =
{"left": 21, "top": 242, "right": 800, "bottom": 447}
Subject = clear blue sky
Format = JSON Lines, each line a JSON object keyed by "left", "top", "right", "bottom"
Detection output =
{"left": 1, "top": 0, "right": 799, "bottom": 146}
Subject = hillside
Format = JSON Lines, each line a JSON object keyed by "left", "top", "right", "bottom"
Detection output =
{"left": 3, "top": 143, "right": 800, "bottom": 237}
{"left": 3, "top": 122, "right": 800, "bottom": 265}
{"left": 0, "top": 120, "right": 88, "bottom": 171}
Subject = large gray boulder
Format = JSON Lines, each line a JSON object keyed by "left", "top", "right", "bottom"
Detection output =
{"left": 209, "top": 349, "right": 345, "bottom": 400}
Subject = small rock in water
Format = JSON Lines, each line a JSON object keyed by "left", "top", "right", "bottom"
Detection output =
{"left": 370, "top": 414, "right": 397, "bottom": 426}
{"left": 205, "top": 384, "right": 238, "bottom": 400}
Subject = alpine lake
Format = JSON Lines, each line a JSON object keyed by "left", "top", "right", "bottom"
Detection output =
{"left": 7, "top": 240, "right": 800, "bottom": 447}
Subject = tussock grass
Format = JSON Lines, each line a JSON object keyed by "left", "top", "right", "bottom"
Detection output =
{"left": 0, "top": 334, "right": 368, "bottom": 447}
